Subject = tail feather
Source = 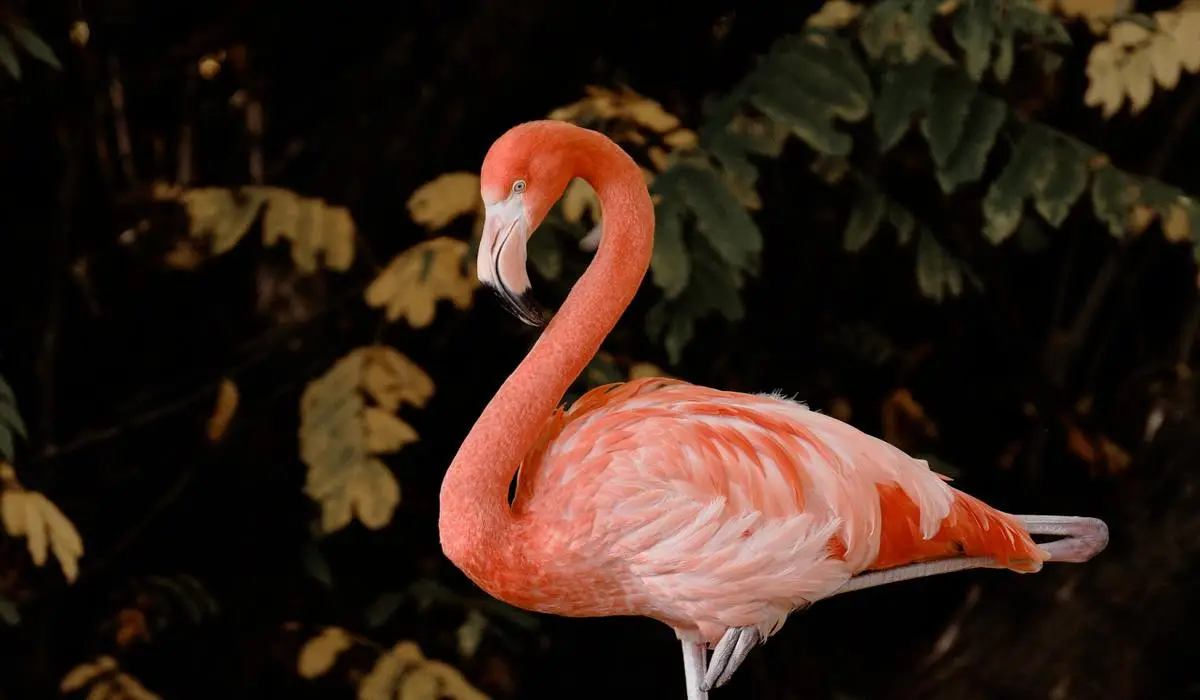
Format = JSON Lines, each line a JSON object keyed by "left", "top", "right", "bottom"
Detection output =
{"left": 939, "top": 490, "right": 1050, "bottom": 573}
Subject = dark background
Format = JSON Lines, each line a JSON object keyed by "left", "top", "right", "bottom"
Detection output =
{"left": 0, "top": 0, "right": 1196, "bottom": 698}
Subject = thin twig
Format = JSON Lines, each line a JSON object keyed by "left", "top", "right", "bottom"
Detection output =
{"left": 107, "top": 57, "right": 136, "bottom": 184}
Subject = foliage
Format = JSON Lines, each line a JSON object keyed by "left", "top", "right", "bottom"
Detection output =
{"left": 0, "top": 21, "right": 61, "bottom": 80}
{"left": 2, "top": 0, "right": 1199, "bottom": 697}
{"left": 365, "top": 237, "right": 479, "bottom": 328}
{"left": 60, "top": 656, "right": 159, "bottom": 700}
{"left": 294, "top": 626, "right": 489, "bottom": 700}
{"left": 1083, "top": 2, "right": 1200, "bottom": 118}
{"left": 153, "top": 184, "right": 357, "bottom": 272}
{"left": 300, "top": 346, "right": 433, "bottom": 535}
{"left": 0, "top": 374, "right": 83, "bottom": 605}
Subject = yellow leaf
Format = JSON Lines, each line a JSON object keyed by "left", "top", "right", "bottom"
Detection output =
{"left": 1163, "top": 202, "right": 1192, "bottom": 242}
{"left": 348, "top": 458, "right": 401, "bottom": 530}
{"left": 647, "top": 146, "right": 670, "bottom": 172}
{"left": 806, "top": 0, "right": 863, "bottom": 28}
{"left": 155, "top": 184, "right": 356, "bottom": 272}
{"left": 61, "top": 656, "right": 116, "bottom": 692}
{"left": 1149, "top": 33, "right": 1182, "bottom": 88}
{"left": 359, "top": 641, "right": 490, "bottom": 700}
{"left": 360, "top": 346, "right": 436, "bottom": 412}
{"left": 628, "top": 362, "right": 669, "bottom": 380}
{"left": 297, "top": 627, "right": 354, "bottom": 679}
{"left": 259, "top": 187, "right": 356, "bottom": 273}
{"left": 1085, "top": 7, "right": 1200, "bottom": 118}
{"left": 1, "top": 489, "right": 27, "bottom": 536}
{"left": 1128, "top": 203, "right": 1157, "bottom": 235}
{"left": 406, "top": 173, "right": 483, "bottom": 231}
{"left": 456, "top": 610, "right": 488, "bottom": 660}
{"left": 2, "top": 481, "right": 84, "bottom": 583}
{"left": 363, "top": 407, "right": 419, "bottom": 453}
{"left": 364, "top": 237, "right": 478, "bottom": 328}
{"left": 1051, "top": 0, "right": 1132, "bottom": 22}
{"left": 299, "top": 346, "right": 432, "bottom": 534}
{"left": 34, "top": 493, "right": 84, "bottom": 583}
{"left": 206, "top": 379, "right": 239, "bottom": 441}
{"left": 620, "top": 95, "right": 680, "bottom": 133}
{"left": 1121, "top": 50, "right": 1154, "bottom": 114}
{"left": 60, "top": 656, "right": 160, "bottom": 700}
{"left": 663, "top": 129, "right": 699, "bottom": 151}
{"left": 560, "top": 178, "right": 603, "bottom": 225}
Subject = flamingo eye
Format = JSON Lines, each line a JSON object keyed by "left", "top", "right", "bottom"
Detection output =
{"left": 512, "top": 179, "right": 526, "bottom": 194}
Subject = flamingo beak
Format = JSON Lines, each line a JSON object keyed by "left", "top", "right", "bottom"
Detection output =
{"left": 478, "top": 197, "right": 547, "bottom": 328}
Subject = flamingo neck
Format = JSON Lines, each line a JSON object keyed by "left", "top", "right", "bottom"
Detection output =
{"left": 438, "top": 130, "right": 654, "bottom": 593}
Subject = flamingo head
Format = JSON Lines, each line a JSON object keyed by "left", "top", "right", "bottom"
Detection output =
{"left": 477, "top": 121, "right": 579, "bottom": 328}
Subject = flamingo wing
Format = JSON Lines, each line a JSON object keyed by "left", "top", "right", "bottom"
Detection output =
{"left": 513, "top": 378, "right": 1041, "bottom": 641}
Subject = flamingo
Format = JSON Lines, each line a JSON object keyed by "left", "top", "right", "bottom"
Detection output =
{"left": 438, "top": 120, "right": 1109, "bottom": 699}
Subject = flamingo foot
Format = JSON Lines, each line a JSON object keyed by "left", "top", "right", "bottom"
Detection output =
{"left": 680, "top": 639, "right": 709, "bottom": 700}
{"left": 1015, "top": 515, "right": 1109, "bottom": 563}
{"left": 701, "top": 626, "right": 760, "bottom": 692}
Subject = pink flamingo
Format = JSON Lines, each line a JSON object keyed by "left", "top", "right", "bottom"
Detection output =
{"left": 438, "top": 120, "right": 1109, "bottom": 699}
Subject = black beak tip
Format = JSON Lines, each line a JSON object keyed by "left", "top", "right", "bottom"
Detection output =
{"left": 484, "top": 282, "right": 548, "bottom": 329}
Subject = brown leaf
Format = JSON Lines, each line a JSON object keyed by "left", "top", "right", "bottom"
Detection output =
{"left": 206, "top": 378, "right": 239, "bottom": 441}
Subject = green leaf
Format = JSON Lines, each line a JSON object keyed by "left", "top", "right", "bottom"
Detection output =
{"left": 584, "top": 355, "right": 624, "bottom": 387}
{"left": 674, "top": 163, "right": 762, "bottom": 269}
{"left": 993, "top": 27, "right": 1016, "bottom": 83}
{"left": 858, "top": 0, "right": 910, "bottom": 60}
{"left": 771, "top": 32, "right": 872, "bottom": 121}
{"left": 921, "top": 68, "right": 975, "bottom": 169}
{"left": 0, "top": 595, "right": 19, "bottom": 626}
{"left": 1009, "top": 2, "right": 1071, "bottom": 46}
{"left": 1015, "top": 217, "right": 1051, "bottom": 253}
{"left": 527, "top": 225, "right": 563, "bottom": 281}
{"left": 915, "top": 229, "right": 965, "bottom": 302}
{"left": 0, "top": 375, "right": 27, "bottom": 445}
{"left": 663, "top": 314, "right": 695, "bottom": 366}
{"left": 750, "top": 88, "right": 854, "bottom": 156}
{"left": 1090, "top": 165, "right": 1142, "bottom": 238}
{"left": 650, "top": 197, "right": 690, "bottom": 299}
{"left": 888, "top": 201, "right": 916, "bottom": 245}
{"left": 845, "top": 186, "right": 888, "bottom": 252}
{"left": 1138, "top": 178, "right": 1181, "bottom": 217}
{"left": 0, "top": 36, "right": 20, "bottom": 80}
{"left": 935, "top": 91, "right": 1008, "bottom": 194}
{"left": 952, "top": 0, "right": 996, "bottom": 81}
{"left": 10, "top": 26, "right": 61, "bottom": 70}
{"left": 873, "top": 55, "right": 940, "bottom": 152}
{"left": 1030, "top": 136, "right": 1089, "bottom": 228}
{"left": 365, "top": 592, "right": 404, "bottom": 629}
{"left": 981, "top": 126, "right": 1052, "bottom": 244}
{"left": 301, "top": 542, "right": 334, "bottom": 589}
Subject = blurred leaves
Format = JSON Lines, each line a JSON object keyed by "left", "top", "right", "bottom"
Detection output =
{"left": 1084, "top": 3, "right": 1200, "bottom": 118}
{"left": 295, "top": 626, "right": 490, "bottom": 700}
{"left": 365, "top": 237, "right": 478, "bottom": 328}
{"left": 60, "top": 656, "right": 159, "bottom": 699}
{"left": 300, "top": 346, "right": 433, "bottom": 534}
{"left": 154, "top": 184, "right": 356, "bottom": 273}
{"left": 0, "top": 464, "right": 84, "bottom": 583}
{"left": 0, "top": 23, "right": 62, "bottom": 80}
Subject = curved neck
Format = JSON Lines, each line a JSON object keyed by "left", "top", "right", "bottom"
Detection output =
{"left": 438, "top": 131, "right": 654, "bottom": 588}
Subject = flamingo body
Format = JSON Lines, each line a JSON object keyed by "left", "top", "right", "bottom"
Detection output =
{"left": 439, "top": 120, "right": 1107, "bottom": 698}
{"left": 490, "top": 376, "right": 1045, "bottom": 644}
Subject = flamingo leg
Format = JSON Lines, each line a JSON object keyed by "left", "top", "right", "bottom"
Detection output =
{"left": 701, "top": 626, "right": 760, "bottom": 691}
{"left": 681, "top": 639, "right": 709, "bottom": 700}
{"left": 697, "top": 515, "right": 1108, "bottom": 692}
